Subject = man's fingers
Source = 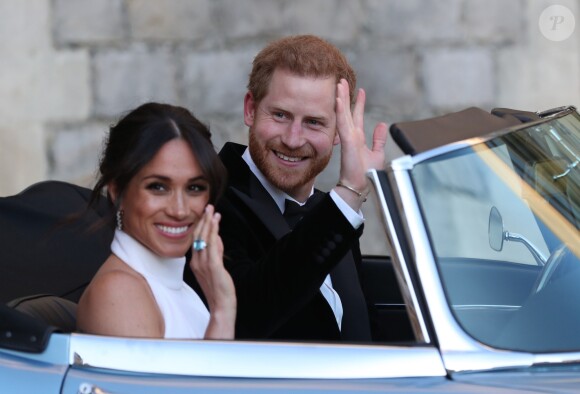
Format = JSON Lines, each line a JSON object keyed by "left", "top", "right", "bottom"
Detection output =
{"left": 372, "top": 122, "right": 388, "bottom": 153}
{"left": 352, "top": 88, "right": 365, "bottom": 129}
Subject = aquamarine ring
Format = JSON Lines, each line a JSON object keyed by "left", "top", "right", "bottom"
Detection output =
{"left": 193, "top": 239, "right": 207, "bottom": 251}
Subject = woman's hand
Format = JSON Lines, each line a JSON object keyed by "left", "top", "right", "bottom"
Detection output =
{"left": 190, "top": 204, "right": 236, "bottom": 339}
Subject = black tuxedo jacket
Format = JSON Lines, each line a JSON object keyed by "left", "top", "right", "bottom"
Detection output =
{"left": 203, "top": 142, "right": 371, "bottom": 341}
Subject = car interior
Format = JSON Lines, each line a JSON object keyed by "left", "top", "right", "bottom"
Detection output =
{"left": 0, "top": 178, "right": 416, "bottom": 352}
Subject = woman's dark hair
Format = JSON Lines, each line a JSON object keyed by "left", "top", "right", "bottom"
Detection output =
{"left": 89, "top": 102, "right": 227, "bottom": 228}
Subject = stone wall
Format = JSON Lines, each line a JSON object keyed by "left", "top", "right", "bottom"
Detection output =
{"left": 1, "top": 0, "right": 579, "bottom": 252}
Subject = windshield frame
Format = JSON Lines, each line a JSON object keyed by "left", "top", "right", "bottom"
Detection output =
{"left": 381, "top": 106, "right": 580, "bottom": 371}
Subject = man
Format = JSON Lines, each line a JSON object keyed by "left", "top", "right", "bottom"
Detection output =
{"left": 189, "top": 35, "right": 387, "bottom": 341}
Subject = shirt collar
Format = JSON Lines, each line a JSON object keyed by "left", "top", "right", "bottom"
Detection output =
{"left": 242, "top": 147, "right": 313, "bottom": 213}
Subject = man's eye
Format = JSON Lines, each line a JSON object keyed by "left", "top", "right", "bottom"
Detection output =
{"left": 273, "top": 112, "right": 286, "bottom": 119}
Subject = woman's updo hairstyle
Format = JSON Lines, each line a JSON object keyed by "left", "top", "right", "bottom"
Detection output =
{"left": 89, "top": 102, "right": 226, "bottom": 228}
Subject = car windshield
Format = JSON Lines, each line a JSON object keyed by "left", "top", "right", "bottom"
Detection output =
{"left": 411, "top": 110, "right": 580, "bottom": 353}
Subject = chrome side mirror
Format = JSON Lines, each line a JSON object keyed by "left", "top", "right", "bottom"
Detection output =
{"left": 488, "top": 206, "right": 504, "bottom": 252}
{"left": 488, "top": 206, "right": 547, "bottom": 265}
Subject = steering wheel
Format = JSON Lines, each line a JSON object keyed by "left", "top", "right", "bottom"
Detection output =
{"left": 531, "top": 243, "right": 576, "bottom": 294}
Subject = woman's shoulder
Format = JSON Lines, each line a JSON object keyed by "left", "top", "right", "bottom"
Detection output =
{"left": 77, "top": 256, "right": 163, "bottom": 337}
{"left": 82, "top": 256, "right": 153, "bottom": 305}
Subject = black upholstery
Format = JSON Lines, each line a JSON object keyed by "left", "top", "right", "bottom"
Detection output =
{"left": 0, "top": 181, "right": 114, "bottom": 303}
{"left": 0, "top": 304, "right": 53, "bottom": 353}
{"left": 7, "top": 294, "right": 77, "bottom": 333}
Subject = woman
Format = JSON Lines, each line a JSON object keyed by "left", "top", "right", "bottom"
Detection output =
{"left": 77, "top": 103, "right": 236, "bottom": 339}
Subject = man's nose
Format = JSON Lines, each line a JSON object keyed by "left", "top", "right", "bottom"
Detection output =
{"left": 280, "top": 120, "right": 304, "bottom": 148}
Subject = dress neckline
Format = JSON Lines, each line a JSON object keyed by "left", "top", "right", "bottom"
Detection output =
{"left": 111, "top": 229, "right": 186, "bottom": 290}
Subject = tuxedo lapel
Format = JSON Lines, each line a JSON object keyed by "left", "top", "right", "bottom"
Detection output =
{"left": 231, "top": 184, "right": 289, "bottom": 239}
{"left": 220, "top": 142, "right": 289, "bottom": 239}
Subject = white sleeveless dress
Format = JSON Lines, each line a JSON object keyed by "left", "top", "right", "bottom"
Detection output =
{"left": 111, "top": 230, "right": 209, "bottom": 339}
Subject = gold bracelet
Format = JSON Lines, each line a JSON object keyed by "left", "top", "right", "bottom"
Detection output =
{"left": 336, "top": 182, "right": 368, "bottom": 202}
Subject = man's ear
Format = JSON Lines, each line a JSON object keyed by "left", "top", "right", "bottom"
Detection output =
{"left": 243, "top": 92, "right": 256, "bottom": 127}
{"left": 333, "top": 132, "right": 340, "bottom": 146}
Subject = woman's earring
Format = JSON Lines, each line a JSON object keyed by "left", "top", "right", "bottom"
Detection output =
{"left": 116, "top": 209, "right": 124, "bottom": 230}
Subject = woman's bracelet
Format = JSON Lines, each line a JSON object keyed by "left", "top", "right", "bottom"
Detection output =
{"left": 336, "top": 181, "right": 368, "bottom": 202}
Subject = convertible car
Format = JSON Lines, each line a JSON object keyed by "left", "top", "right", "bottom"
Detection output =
{"left": 1, "top": 105, "right": 579, "bottom": 393}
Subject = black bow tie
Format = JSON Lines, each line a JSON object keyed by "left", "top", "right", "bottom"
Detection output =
{"left": 283, "top": 194, "right": 322, "bottom": 229}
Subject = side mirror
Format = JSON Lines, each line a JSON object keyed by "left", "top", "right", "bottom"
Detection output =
{"left": 488, "top": 206, "right": 504, "bottom": 251}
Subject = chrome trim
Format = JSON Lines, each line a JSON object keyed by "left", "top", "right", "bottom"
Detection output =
{"left": 536, "top": 105, "right": 576, "bottom": 118}
{"left": 381, "top": 107, "right": 580, "bottom": 373}
{"left": 367, "top": 169, "right": 430, "bottom": 343}
{"left": 504, "top": 231, "right": 547, "bottom": 266}
{"left": 70, "top": 334, "right": 446, "bottom": 379}
{"left": 533, "top": 352, "right": 580, "bottom": 365}
{"left": 452, "top": 305, "right": 520, "bottom": 311}
{"left": 381, "top": 167, "right": 537, "bottom": 373}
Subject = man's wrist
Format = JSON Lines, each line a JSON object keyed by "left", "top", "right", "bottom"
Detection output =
{"left": 336, "top": 181, "right": 368, "bottom": 202}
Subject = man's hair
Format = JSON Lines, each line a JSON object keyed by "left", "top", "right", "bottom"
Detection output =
{"left": 248, "top": 35, "right": 356, "bottom": 104}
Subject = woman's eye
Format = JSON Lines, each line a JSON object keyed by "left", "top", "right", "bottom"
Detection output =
{"left": 146, "top": 182, "right": 166, "bottom": 192}
{"left": 188, "top": 183, "right": 208, "bottom": 193}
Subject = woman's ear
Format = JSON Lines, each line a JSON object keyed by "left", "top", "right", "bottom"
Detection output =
{"left": 108, "top": 183, "right": 120, "bottom": 206}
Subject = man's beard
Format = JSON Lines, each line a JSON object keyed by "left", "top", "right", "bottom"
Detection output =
{"left": 248, "top": 131, "right": 332, "bottom": 196}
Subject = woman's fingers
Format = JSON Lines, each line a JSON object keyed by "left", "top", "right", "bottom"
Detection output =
{"left": 193, "top": 205, "right": 214, "bottom": 253}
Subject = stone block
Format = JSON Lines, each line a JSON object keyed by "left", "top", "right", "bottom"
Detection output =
{"left": 0, "top": 122, "right": 47, "bottom": 197}
{"left": 0, "top": 49, "right": 90, "bottom": 123}
{"left": 204, "top": 115, "right": 248, "bottom": 152}
{"left": 214, "top": 0, "right": 362, "bottom": 43}
{"left": 497, "top": 47, "right": 580, "bottom": 111}
{"left": 366, "top": 0, "right": 462, "bottom": 45}
{"left": 279, "top": 0, "right": 363, "bottom": 44}
{"left": 0, "top": 55, "right": 42, "bottom": 123}
{"left": 182, "top": 48, "right": 254, "bottom": 116}
{"left": 93, "top": 45, "right": 178, "bottom": 117}
{"left": 422, "top": 48, "right": 494, "bottom": 110}
{"left": 43, "top": 50, "right": 92, "bottom": 122}
{"left": 463, "top": 0, "right": 525, "bottom": 43}
{"left": 0, "top": 0, "right": 51, "bottom": 54}
{"left": 526, "top": 0, "right": 579, "bottom": 50}
{"left": 212, "top": 0, "right": 288, "bottom": 38}
{"left": 53, "top": 0, "right": 124, "bottom": 45}
{"left": 48, "top": 122, "right": 107, "bottom": 187}
{"left": 127, "top": 0, "right": 211, "bottom": 41}
{"left": 354, "top": 51, "right": 420, "bottom": 119}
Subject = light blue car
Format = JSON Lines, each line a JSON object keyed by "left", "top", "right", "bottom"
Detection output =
{"left": 2, "top": 105, "right": 579, "bottom": 393}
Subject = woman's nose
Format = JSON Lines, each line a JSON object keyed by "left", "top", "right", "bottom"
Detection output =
{"left": 167, "top": 192, "right": 187, "bottom": 218}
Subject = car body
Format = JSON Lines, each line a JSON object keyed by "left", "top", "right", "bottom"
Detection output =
{"left": 1, "top": 105, "right": 579, "bottom": 393}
